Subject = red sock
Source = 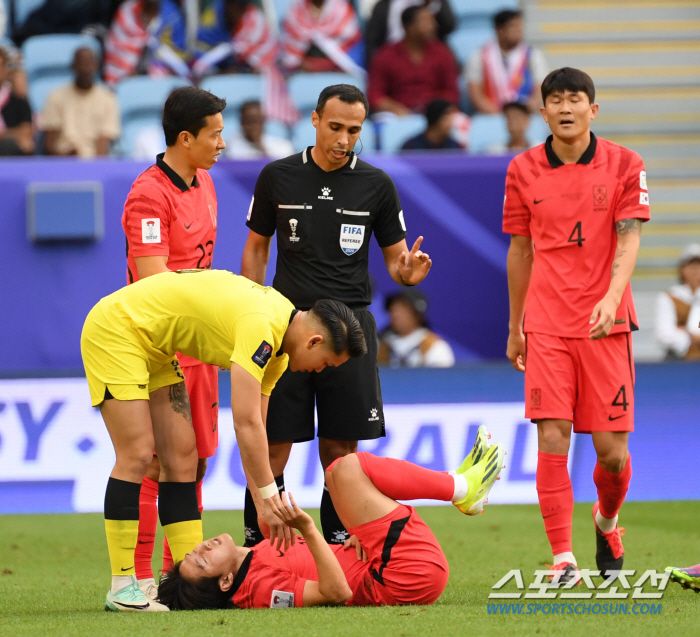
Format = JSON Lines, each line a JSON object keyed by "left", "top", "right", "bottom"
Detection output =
{"left": 594, "top": 455, "right": 632, "bottom": 519}
{"left": 536, "top": 451, "right": 574, "bottom": 556}
{"left": 356, "top": 452, "right": 454, "bottom": 501}
{"left": 162, "top": 479, "right": 203, "bottom": 573}
{"left": 135, "top": 477, "right": 158, "bottom": 580}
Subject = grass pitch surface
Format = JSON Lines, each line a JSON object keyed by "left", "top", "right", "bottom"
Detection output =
{"left": 1, "top": 502, "right": 698, "bottom": 637}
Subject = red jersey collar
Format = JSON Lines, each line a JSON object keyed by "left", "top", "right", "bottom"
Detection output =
{"left": 545, "top": 132, "right": 597, "bottom": 168}
{"left": 156, "top": 153, "right": 200, "bottom": 192}
{"left": 230, "top": 550, "right": 253, "bottom": 598}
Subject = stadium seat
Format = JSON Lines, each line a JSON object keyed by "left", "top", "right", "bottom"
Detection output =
{"left": 527, "top": 115, "right": 550, "bottom": 145}
{"left": 288, "top": 73, "right": 365, "bottom": 117}
{"left": 448, "top": 26, "right": 492, "bottom": 67}
{"left": 379, "top": 115, "right": 426, "bottom": 154}
{"left": 200, "top": 74, "right": 265, "bottom": 131}
{"left": 272, "top": 0, "right": 295, "bottom": 25}
{"left": 12, "top": 0, "right": 44, "bottom": 28}
{"left": 27, "top": 75, "right": 69, "bottom": 114}
{"left": 116, "top": 76, "right": 191, "bottom": 123}
{"left": 22, "top": 34, "right": 101, "bottom": 83}
{"left": 452, "top": 0, "right": 518, "bottom": 21}
{"left": 469, "top": 113, "right": 507, "bottom": 154}
{"left": 264, "top": 119, "right": 290, "bottom": 141}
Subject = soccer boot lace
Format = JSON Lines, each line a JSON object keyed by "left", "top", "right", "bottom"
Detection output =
{"left": 105, "top": 575, "right": 169, "bottom": 612}
{"left": 453, "top": 442, "right": 505, "bottom": 516}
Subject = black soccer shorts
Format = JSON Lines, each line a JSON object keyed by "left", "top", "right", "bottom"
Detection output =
{"left": 266, "top": 309, "right": 385, "bottom": 442}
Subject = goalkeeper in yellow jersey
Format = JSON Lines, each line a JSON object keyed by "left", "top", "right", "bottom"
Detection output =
{"left": 80, "top": 269, "right": 366, "bottom": 612}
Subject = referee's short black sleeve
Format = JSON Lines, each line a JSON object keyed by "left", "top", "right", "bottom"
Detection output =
{"left": 246, "top": 163, "right": 277, "bottom": 237}
{"left": 369, "top": 170, "right": 407, "bottom": 248}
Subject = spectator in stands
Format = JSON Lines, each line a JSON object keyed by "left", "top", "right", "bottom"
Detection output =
{"left": 378, "top": 288, "right": 455, "bottom": 368}
{"left": 655, "top": 244, "right": 700, "bottom": 360}
{"left": 484, "top": 101, "right": 533, "bottom": 155}
{"left": 280, "top": 0, "right": 363, "bottom": 74}
{"left": 368, "top": 5, "right": 459, "bottom": 116}
{"left": 225, "top": 100, "right": 294, "bottom": 160}
{"left": 0, "top": 46, "right": 34, "bottom": 156}
{"left": 365, "top": 0, "right": 456, "bottom": 67}
{"left": 466, "top": 9, "right": 547, "bottom": 115}
{"left": 401, "top": 99, "right": 462, "bottom": 152}
{"left": 104, "top": 0, "right": 189, "bottom": 87}
{"left": 191, "top": 0, "right": 277, "bottom": 77}
{"left": 42, "top": 47, "right": 120, "bottom": 157}
{"left": 12, "top": 0, "right": 119, "bottom": 46}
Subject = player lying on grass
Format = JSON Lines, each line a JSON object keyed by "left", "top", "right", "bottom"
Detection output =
{"left": 157, "top": 427, "right": 506, "bottom": 609}
{"left": 665, "top": 564, "right": 700, "bottom": 593}
{"left": 80, "top": 269, "right": 366, "bottom": 612}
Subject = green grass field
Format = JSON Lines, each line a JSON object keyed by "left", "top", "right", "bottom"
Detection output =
{"left": 1, "top": 502, "right": 698, "bottom": 637}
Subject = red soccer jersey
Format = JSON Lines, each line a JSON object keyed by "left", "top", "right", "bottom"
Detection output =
{"left": 122, "top": 154, "right": 218, "bottom": 366}
{"left": 230, "top": 539, "right": 380, "bottom": 609}
{"left": 122, "top": 154, "right": 218, "bottom": 285}
{"left": 503, "top": 134, "right": 651, "bottom": 337}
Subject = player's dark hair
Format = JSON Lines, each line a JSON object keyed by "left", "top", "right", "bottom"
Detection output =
{"left": 494, "top": 9, "right": 522, "bottom": 28}
{"left": 401, "top": 4, "right": 425, "bottom": 29}
{"left": 316, "top": 84, "right": 369, "bottom": 119}
{"left": 162, "top": 87, "right": 227, "bottom": 147}
{"left": 157, "top": 563, "right": 237, "bottom": 610}
{"left": 310, "top": 299, "right": 367, "bottom": 358}
{"left": 541, "top": 67, "right": 595, "bottom": 105}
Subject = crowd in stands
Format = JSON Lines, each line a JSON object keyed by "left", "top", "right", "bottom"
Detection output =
{"left": 0, "top": 0, "right": 548, "bottom": 158}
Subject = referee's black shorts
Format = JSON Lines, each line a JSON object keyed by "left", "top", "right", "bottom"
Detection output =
{"left": 266, "top": 309, "right": 385, "bottom": 443}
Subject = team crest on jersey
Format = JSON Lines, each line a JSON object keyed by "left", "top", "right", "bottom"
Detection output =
{"left": 340, "top": 224, "right": 365, "bottom": 255}
{"left": 593, "top": 185, "right": 607, "bottom": 209}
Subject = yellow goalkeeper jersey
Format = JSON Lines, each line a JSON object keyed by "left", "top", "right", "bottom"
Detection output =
{"left": 81, "top": 269, "right": 294, "bottom": 404}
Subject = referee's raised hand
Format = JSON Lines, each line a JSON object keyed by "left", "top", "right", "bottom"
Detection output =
{"left": 397, "top": 236, "right": 432, "bottom": 286}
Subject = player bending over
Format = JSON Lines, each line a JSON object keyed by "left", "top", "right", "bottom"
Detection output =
{"left": 80, "top": 269, "right": 366, "bottom": 612}
{"left": 158, "top": 428, "right": 505, "bottom": 609}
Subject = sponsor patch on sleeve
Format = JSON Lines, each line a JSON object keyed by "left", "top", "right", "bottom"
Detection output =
{"left": 252, "top": 341, "right": 273, "bottom": 368}
{"left": 398, "top": 210, "right": 406, "bottom": 232}
{"left": 270, "top": 590, "right": 294, "bottom": 608}
{"left": 640, "top": 191, "right": 649, "bottom": 206}
{"left": 142, "top": 218, "right": 161, "bottom": 243}
{"left": 640, "top": 170, "right": 647, "bottom": 190}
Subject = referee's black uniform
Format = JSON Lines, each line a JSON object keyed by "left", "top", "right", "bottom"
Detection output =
{"left": 246, "top": 145, "right": 407, "bottom": 541}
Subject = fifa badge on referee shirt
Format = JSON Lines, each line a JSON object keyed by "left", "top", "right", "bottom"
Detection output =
{"left": 340, "top": 224, "right": 365, "bottom": 255}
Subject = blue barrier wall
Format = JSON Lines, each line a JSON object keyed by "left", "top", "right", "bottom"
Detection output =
{"left": 0, "top": 154, "right": 510, "bottom": 372}
{"left": 0, "top": 363, "right": 697, "bottom": 513}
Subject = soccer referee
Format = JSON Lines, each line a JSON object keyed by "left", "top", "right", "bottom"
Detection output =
{"left": 241, "top": 84, "right": 432, "bottom": 545}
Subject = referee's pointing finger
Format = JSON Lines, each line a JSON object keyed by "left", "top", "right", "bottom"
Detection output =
{"left": 411, "top": 236, "right": 424, "bottom": 252}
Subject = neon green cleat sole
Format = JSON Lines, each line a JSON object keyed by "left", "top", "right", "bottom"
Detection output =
{"left": 665, "top": 565, "right": 700, "bottom": 592}
{"left": 454, "top": 442, "right": 506, "bottom": 516}
{"left": 455, "top": 425, "right": 491, "bottom": 474}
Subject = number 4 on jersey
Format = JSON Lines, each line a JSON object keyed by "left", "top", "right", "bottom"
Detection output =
{"left": 612, "top": 385, "right": 629, "bottom": 411}
{"left": 568, "top": 221, "right": 585, "bottom": 247}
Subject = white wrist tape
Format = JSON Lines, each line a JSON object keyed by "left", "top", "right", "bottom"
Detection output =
{"left": 259, "top": 481, "right": 278, "bottom": 500}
